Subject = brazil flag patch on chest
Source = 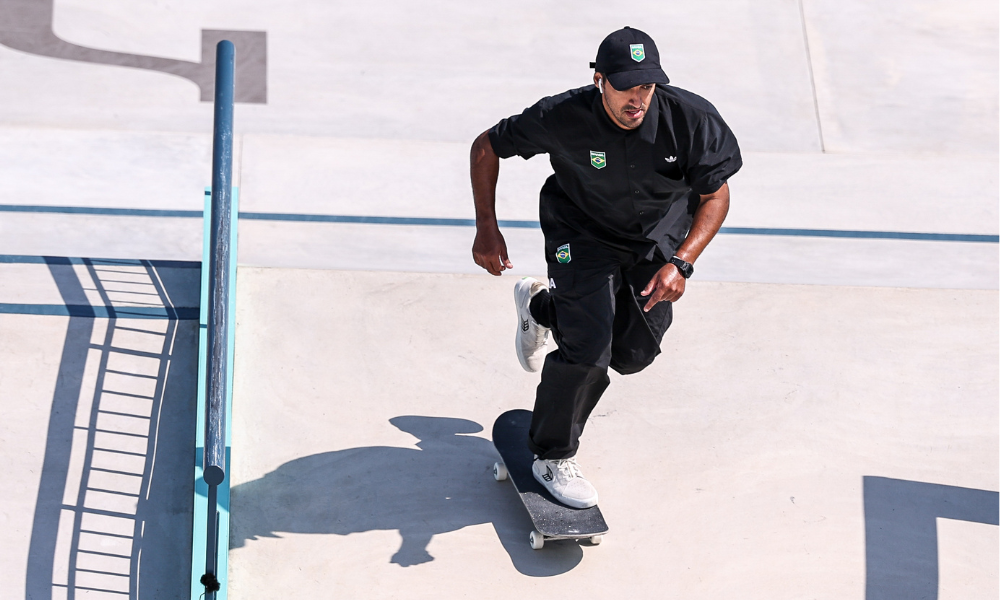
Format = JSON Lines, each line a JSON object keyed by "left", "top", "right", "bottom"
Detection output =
{"left": 555, "top": 244, "right": 572, "bottom": 264}
{"left": 590, "top": 151, "right": 606, "bottom": 169}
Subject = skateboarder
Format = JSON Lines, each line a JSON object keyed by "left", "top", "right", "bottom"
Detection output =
{"left": 470, "top": 26, "right": 742, "bottom": 508}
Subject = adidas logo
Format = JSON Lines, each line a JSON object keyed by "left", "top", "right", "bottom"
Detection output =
{"left": 665, "top": 156, "right": 677, "bottom": 162}
{"left": 543, "top": 466, "right": 554, "bottom": 482}
{"left": 521, "top": 319, "right": 529, "bottom": 332}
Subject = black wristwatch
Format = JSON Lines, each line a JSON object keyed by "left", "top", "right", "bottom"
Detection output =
{"left": 669, "top": 256, "right": 694, "bottom": 279}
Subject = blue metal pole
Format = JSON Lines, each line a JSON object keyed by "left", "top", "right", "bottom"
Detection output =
{"left": 205, "top": 39, "right": 233, "bottom": 488}
{"left": 203, "top": 39, "right": 234, "bottom": 598}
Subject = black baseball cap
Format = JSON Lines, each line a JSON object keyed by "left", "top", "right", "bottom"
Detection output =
{"left": 590, "top": 26, "right": 669, "bottom": 89}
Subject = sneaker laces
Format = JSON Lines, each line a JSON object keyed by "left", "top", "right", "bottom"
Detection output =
{"left": 553, "top": 458, "right": 583, "bottom": 479}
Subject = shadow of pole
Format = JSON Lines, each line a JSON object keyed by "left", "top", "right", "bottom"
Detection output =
{"left": 231, "top": 415, "right": 585, "bottom": 577}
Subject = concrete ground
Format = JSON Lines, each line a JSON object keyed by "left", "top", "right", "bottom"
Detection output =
{"left": 0, "top": 0, "right": 996, "bottom": 598}
{"left": 227, "top": 269, "right": 997, "bottom": 599}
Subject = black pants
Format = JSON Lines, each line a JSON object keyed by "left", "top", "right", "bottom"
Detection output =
{"left": 526, "top": 238, "right": 673, "bottom": 459}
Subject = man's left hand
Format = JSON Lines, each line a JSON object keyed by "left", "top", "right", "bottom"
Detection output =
{"left": 640, "top": 263, "right": 685, "bottom": 311}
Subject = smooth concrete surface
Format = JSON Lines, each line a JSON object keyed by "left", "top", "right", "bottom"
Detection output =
{"left": 0, "top": 0, "right": 997, "bottom": 598}
{"left": 0, "top": 127, "right": 213, "bottom": 209}
{"left": 5, "top": 0, "right": 821, "bottom": 150}
{"left": 228, "top": 267, "right": 998, "bottom": 599}
{"left": 2, "top": 0, "right": 995, "bottom": 153}
{"left": 0, "top": 0, "right": 996, "bottom": 289}
{"left": 805, "top": 0, "right": 999, "bottom": 153}
{"left": 0, "top": 212, "right": 205, "bottom": 263}
{"left": 0, "top": 314, "right": 65, "bottom": 596}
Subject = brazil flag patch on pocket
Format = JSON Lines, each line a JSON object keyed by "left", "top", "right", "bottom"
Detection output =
{"left": 555, "top": 244, "right": 572, "bottom": 264}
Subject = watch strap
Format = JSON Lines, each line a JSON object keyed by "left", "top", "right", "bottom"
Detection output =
{"left": 669, "top": 256, "right": 694, "bottom": 279}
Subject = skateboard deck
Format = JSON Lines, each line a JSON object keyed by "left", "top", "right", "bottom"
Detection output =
{"left": 492, "top": 409, "right": 609, "bottom": 549}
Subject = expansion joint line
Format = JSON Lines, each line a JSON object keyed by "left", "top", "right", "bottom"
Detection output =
{"left": 798, "top": 0, "right": 826, "bottom": 152}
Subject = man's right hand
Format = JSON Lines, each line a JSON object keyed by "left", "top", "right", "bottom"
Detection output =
{"left": 472, "top": 225, "right": 513, "bottom": 276}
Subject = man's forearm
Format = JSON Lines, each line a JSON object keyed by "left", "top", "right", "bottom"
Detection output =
{"left": 674, "top": 182, "right": 730, "bottom": 264}
{"left": 470, "top": 130, "right": 512, "bottom": 275}
{"left": 470, "top": 131, "right": 501, "bottom": 226}
{"left": 640, "top": 183, "right": 729, "bottom": 308}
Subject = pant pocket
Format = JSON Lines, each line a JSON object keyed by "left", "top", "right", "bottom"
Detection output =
{"left": 545, "top": 265, "right": 575, "bottom": 296}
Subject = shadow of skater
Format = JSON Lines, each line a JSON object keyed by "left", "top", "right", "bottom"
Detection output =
{"left": 231, "top": 416, "right": 585, "bottom": 575}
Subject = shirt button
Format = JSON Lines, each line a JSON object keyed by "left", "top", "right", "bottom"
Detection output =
{"left": 639, "top": 211, "right": 645, "bottom": 215}
{"left": 633, "top": 190, "right": 639, "bottom": 194}
{"left": 630, "top": 164, "right": 635, "bottom": 168}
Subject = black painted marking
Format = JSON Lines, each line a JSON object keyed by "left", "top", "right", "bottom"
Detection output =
{"left": 0, "top": 0, "right": 266, "bottom": 103}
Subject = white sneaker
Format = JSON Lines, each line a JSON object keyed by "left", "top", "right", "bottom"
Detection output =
{"left": 531, "top": 457, "right": 599, "bottom": 509}
{"left": 514, "top": 277, "right": 550, "bottom": 372}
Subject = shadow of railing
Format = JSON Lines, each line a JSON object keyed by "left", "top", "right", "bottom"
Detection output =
{"left": 24, "top": 257, "right": 199, "bottom": 599}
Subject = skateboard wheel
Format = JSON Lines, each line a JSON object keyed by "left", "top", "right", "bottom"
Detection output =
{"left": 493, "top": 462, "right": 508, "bottom": 481}
{"left": 529, "top": 530, "right": 544, "bottom": 550}
{"left": 589, "top": 535, "right": 603, "bottom": 545}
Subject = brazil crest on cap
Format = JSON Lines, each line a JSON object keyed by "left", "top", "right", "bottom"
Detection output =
{"left": 590, "top": 151, "right": 606, "bottom": 169}
{"left": 630, "top": 44, "right": 645, "bottom": 62}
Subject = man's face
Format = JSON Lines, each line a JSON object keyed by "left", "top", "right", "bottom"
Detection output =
{"left": 595, "top": 73, "right": 655, "bottom": 130}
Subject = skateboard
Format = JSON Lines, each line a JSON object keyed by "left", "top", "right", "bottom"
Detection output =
{"left": 491, "top": 409, "right": 609, "bottom": 550}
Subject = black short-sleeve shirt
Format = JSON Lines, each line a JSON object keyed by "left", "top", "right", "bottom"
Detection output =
{"left": 488, "top": 85, "right": 742, "bottom": 259}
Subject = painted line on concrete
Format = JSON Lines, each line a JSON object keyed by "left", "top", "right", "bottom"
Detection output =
{"left": 2, "top": 204, "right": 997, "bottom": 243}
{"left": 0, "top": 254, "right": 200, "bottom": 268}
{"left": 0, "top": 303, "right": 198, "bottom": 319}
{"left": 0, "top": 204, "right": 203, "bottom": 218}
{"left": 715, "top": 227, "right": 999, "bottom": 243}
{"left": 242, "top": 212, "right": 508, "bottom": 227}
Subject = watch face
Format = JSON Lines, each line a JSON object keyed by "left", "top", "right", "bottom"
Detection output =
{"left": 671, "top": 257, "right": 693, "bottom": 278}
